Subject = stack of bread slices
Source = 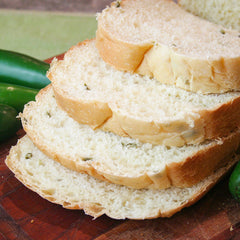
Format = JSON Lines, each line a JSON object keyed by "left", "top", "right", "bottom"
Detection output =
{"left": 6, "top": 0, "right": 240, "bottom": 220}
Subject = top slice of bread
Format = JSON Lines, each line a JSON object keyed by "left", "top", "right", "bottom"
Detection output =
{"left": 48, "top": 40, "right": 240, "bottom": 147}
{"left": 96, "top": 0, "right": 240, "bottom": 94}
{"left": 178, "top": 0, "right": 240, "bottom": 31}
{"left": 5, "top": 135, "right": 239, "bottom": 219}
{"left": 21, "top": 85, "right": 240, "bottom": 190}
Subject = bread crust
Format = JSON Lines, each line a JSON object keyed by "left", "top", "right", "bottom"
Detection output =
{"left": 5, "top": 136, "right": 238, "bottom": 219}
{"left": 48, "top": 40, "right": 240, "bottom": 147}
{"left": 21, "top": 86, "right": 240, "bottom": 190}
{"left": 96, "top": 0, "right": 240, "bottom": 94}
{"left": 52, "top": 84, "right": 113, "bottom": 129}
{"left": 96, "top": 24, "right": 153, "bottom": 72}
{"left": 167, "top": 131, "right": 240, "bottom": 187}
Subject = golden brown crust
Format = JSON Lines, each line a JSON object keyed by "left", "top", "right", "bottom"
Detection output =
{"left": 163, "top": 159, "right": 237, "bottom": 218}
{"left": 166, "top": 130, "right": 240, "bottom": 187}
{"left": 96, "top": 25, "right": 153, "bottom": 72}
{"left": 203, "top": 96, "right": 240, "bottom": 138}
{"left": 53, "top": 86, "right": 112, "bottom": 129}
{"left": 137, "top": 46, "right": 240, "bottom": 93}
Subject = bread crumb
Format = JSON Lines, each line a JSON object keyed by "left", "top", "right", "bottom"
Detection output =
{"left": 31, "top": 219, "right": 34, "bottom": 224}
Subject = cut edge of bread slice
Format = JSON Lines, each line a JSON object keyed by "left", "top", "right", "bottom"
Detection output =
{"left": 5, "top": 135, "right": 239, "bottom": 220}
{"left": 96, "top": 0, "right": 240, "bottom": 94}
{"left": 20, "top": 85, "right": 240, "bottom": 190}
{"left": 48, "top": 39, "right": 240, "bottom": 147}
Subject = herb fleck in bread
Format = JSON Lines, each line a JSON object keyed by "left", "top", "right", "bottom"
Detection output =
{"left": 5, "top": 136, "right": 239, "bottom": 219}
{"left": 48, "top": 40, "right": 240, "bottom": 147}
{"left": 20, "top": 85, "right": 240, "bottom": 190}
{"left": 96, "top": 0, "right": 240, "bottom": 94}
{"left": 178, "top": 0, "right": 240, "bottom": 31}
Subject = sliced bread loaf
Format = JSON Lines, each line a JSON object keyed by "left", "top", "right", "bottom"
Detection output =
{"left": 21, "top": 85, "right": 240, "bottom": 190}
{"left": 5, "top": 135, "right": 238, "bottom": 219}
{"left": 178, "top": 0, "right": 240, "bottom": 31}
{"left": 96, "top": 0, "right": 240, "bottom": 94}
{"left": 48, "top": 40, "right": 240, "bottom": 147}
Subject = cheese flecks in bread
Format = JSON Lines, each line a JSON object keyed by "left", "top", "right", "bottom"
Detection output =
{"left": 48, "top": 40, "right": 240, "bottom": 147}
{"left": 5, "top": 136, "right": 239, "bottom": 220}
{"left": 96, "top": 0, "right": 240, "bottom": 94}
{"left": 178, "top": 0, "right": 240, "bottom": 31}
{"left": 21, "top": 86, "right": 240, "bottom": 190}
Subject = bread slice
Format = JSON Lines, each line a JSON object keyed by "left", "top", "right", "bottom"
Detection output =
{"left": 21, "top": 85, "right": 240, "bottom": 190}
{"left": 178, "top": 0, "right": 240, "bottom": 31}
{"left": 5, "top": 135, "right": 238, "bottom": 219}
{"left": 96, "top": 0, "right": 240, "bottom": 94}
{"left": 48, "top": 40, "right": 240, "bottom": 147}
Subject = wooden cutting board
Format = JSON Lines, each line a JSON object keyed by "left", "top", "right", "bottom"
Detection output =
{"left": 1, "top": 55, "right": 240, "bottom": 240}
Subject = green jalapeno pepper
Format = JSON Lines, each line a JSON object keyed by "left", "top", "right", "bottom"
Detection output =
{"left": 0, "top": 49, "right": 50, "bottom": 89}
{"left": 0, "top": 83, "right": 38, "bottom": 112}
{"left": 0, "top": 104, "right": 21, "bottom": 142}
{"left": 229, "top": 161, "right": 240, "bottom": 202}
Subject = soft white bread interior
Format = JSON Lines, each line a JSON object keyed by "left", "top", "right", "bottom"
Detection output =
{"left": 96, "top": 0, "right": 240, "bottom": 94}
{"left": 21, "top": 85, "right": 240, "bottom": 190}
{"left": 178, "top": 0, "right": 240, "bottom": 31}
{"left": 5, "top": 135, "right": 239, "bottom": 219}
{"left": 48, "top": 40, "right": 240, "bottom": 147}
